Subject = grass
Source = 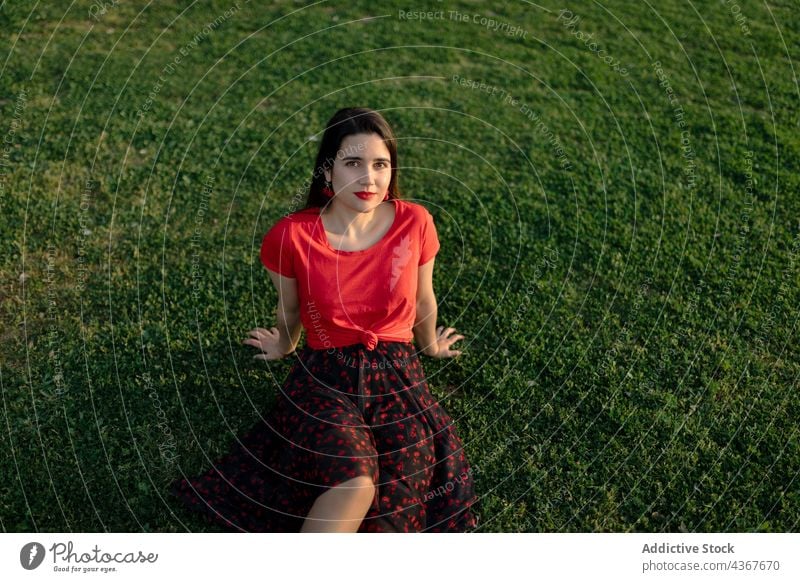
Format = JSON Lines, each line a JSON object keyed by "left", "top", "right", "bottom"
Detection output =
{"left": 1, "top": 0, "right": 798, "bottom": 532}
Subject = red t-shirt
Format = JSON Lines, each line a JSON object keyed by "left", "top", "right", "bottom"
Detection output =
{"left": 260, "top": 199, "right": 440, "bottom": 350}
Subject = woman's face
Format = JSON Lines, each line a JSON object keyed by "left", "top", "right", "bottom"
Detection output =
{"left": 324, "top": 132, "right": 392, "bottom": 211}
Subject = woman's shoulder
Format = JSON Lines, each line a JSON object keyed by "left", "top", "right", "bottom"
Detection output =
{"left": 262, "top": 209, "right": 317, "bottom": 252}
{"left": 268, "top": 207, "right": 318, "bottom": 230}
{"left": 394, "top": 199, "right": 433, "bottom": 223}
{"left": 269, "top": 200, "right": 430, "bottom": 233}
{"left": 285, "top": 206, "right": 320, "bottom": 221}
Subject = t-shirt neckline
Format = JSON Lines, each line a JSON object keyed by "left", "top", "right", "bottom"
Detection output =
{"left": 318, "top": 199, "right": 400, "bottom": 255}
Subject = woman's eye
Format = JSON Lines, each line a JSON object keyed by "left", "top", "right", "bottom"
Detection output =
{"left": 345, "top": 161, "right": 387, "bottom": 168}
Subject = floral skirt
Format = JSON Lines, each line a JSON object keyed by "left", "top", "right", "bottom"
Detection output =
{"left": 168, "top": 341, "right": 478, "bottom": 532}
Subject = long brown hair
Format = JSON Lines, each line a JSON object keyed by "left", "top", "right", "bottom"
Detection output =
{"left": 305, "top": 107, "right": 402, "bottom": 209}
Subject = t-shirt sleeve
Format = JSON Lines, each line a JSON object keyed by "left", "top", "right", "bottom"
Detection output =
{"left": 419, "top": 209, "right": 441, "bottom": 266}
{"left": 260, "top": 218, "right": 296, "bottom": 277}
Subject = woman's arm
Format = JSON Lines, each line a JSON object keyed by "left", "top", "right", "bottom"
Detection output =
{"left": 413, "top": 259, "right": 440, "bottom": 356}
{"left": 414, "top": 258, "right": 465, "bottom": 358}
{"left": 267, "top": 269, "right": 302, "bottom": 354}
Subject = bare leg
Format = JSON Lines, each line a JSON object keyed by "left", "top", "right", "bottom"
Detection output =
{"left": 300, "top": 476, "right": 376, "bottom": 533}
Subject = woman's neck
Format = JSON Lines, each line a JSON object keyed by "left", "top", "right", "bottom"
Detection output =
{"left": 322, "top": 200, "right": 387, "bottom": 236}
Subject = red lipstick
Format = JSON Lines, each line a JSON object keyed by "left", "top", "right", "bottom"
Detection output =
{"left": 354, "top": 191, "right": 377, "bottom": 200}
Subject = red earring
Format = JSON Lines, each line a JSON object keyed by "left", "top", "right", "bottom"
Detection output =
{"left": 322, "top": 181, "right": 334, "bottom": 198}
{"left": 383, "top": 192, "right": 389, "bottom": 201}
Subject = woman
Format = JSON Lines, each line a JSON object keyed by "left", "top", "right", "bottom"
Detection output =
{"left": 170, "top": 107, "right": 478, "bottom": 532}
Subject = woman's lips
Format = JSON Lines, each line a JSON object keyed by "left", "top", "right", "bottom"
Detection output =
{"left": 354, "top": 191, "right": 377, "bottom": 200}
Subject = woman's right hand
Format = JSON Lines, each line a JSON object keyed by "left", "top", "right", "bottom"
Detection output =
{"left": 243, "top": 327, "right": 293, "bottom": 361}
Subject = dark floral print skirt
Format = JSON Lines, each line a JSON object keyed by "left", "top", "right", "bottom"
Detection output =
{"left": 168, "top": 341, "right": 479, "bottom": 532}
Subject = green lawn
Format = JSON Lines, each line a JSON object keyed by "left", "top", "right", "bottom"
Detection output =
{"left": 1, "top": 0, "right": 798, "bottom": 532}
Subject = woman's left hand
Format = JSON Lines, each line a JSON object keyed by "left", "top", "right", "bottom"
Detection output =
{"left": 427, "top": 326, "right": 465, "bottom": 358}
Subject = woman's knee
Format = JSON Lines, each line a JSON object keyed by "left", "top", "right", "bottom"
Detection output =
{"left": 308, "top": 475, "right": 376, "bottom": 518}
{"left": 335, "top": 475, "right": 376, "bottom": 502}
